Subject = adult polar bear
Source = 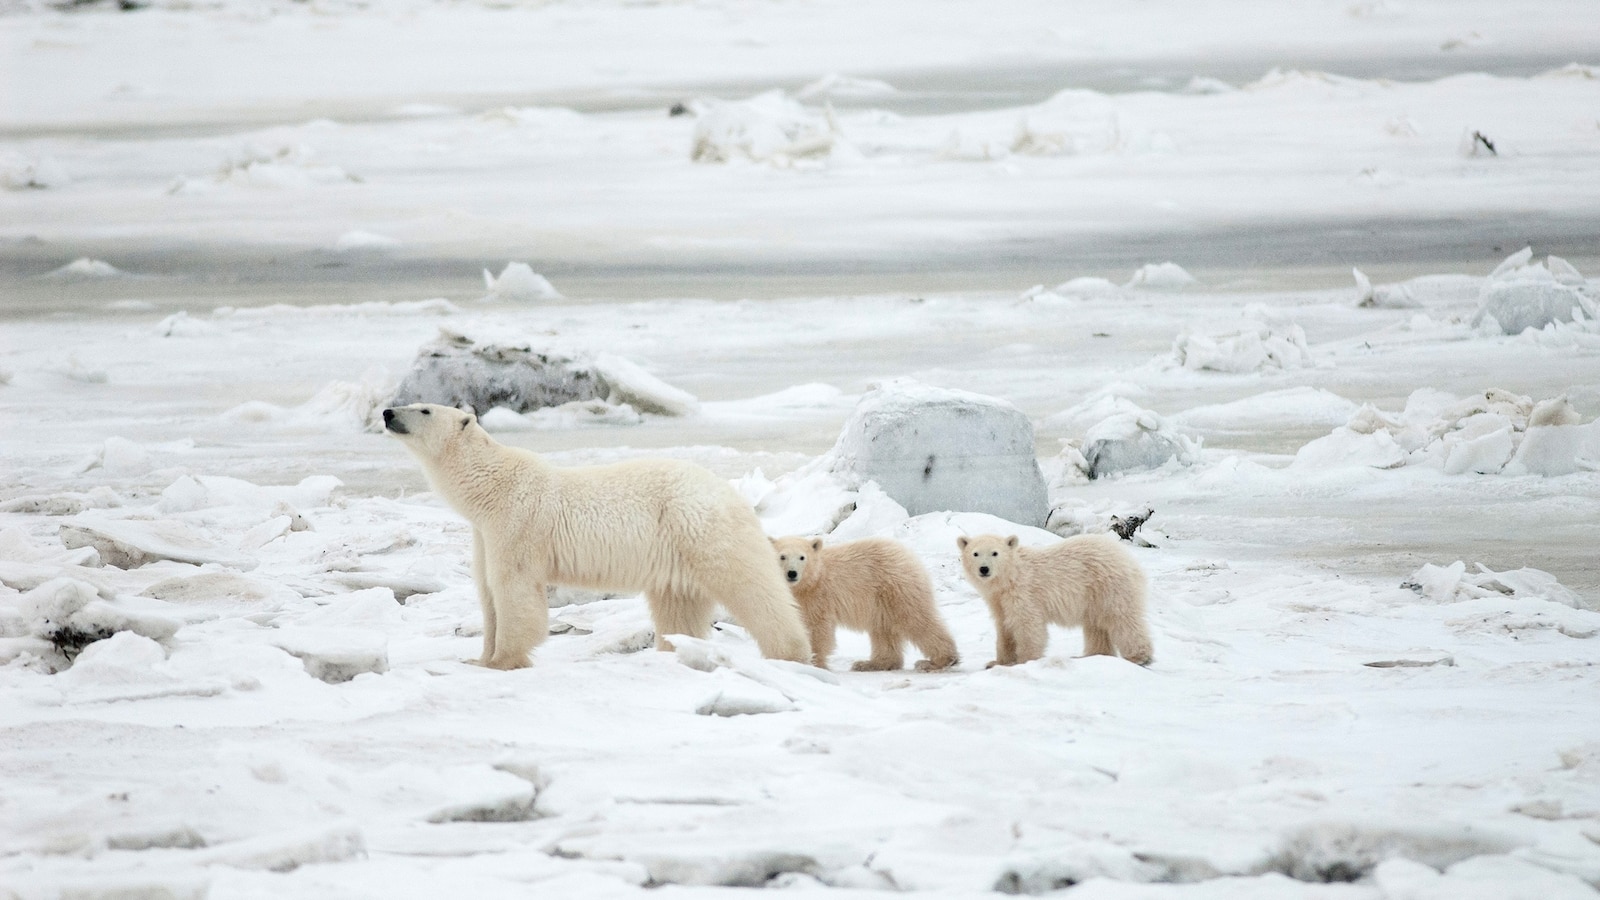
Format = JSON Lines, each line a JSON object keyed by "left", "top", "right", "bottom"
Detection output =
{"left": 383, "top": 403, "right": 810, "bottom": 669}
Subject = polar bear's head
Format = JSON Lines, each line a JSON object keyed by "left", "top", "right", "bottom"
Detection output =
{"left": 956, "top": 534, "right": 1018, "bottom": 584}
{"left": 771, "top": 536, "right": 824, "bottom": 587}
{"left": 382, "top": 403, "right": 479, "bottom": 457}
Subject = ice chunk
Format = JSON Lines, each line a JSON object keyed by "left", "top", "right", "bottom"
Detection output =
{"left": 1440, "top": 425, "right": 1515, "bottom": 475}
{"left": 1172, "top": 320, "right": 1311, "bottom": 373}
{"left": 270, "top": 627, "right": 389, "bottom": 683}
{"left": 1403, "top": 561, "right": 1585, "bottom": 608}
{"left": 592, "top": 352, "right": 700, "bottom": 416}
{"left": 1473, "top": 249, "right": 1595, "bottom": 334}
{"left": 389, "top": 326, "right": 696, "bottom": 419}
{"left": 1352, "top": 267, "right": 1423, "bottom": 308}
{"left": 1078, "top": 407, "right": 1200, "bottom": 480}
{"left": 1012, "top": 90, "right": 1120, "bottom": 156}
{"left": 60, "top": 513, "right": 259, "bottom": 571}
{"left": 197, "top": 822, "right": 365, "bottom": 872}
{"left": 1505, "top": 420, "right": 1600, "bottom": 477}
{"left": 824, "top": 379, "right": 1048, "bottom": 527}
{"left": 1126, "top": 261, "right": 1198, "bottom": 290}
{"left": 482, "top": 261, "right": 562, "bottom": 302}
{"left": 1476, "top": 279, "right": 1591, "bottom": 334}
{"left": 691, "top": 91, "right": 833, "bottom": 164}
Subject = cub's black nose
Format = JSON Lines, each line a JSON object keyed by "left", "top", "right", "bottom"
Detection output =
{"left": 786, "top": 571, "right": 799, "bottom": 583}
{"left": 978, "top": 566, "right": 990, "bottom": 577}
{"left": 382, "top": 409, "right": 395, "bottom": 423}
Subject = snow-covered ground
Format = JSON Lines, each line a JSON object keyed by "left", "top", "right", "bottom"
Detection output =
{"left": 3, "top": 1, "right": 1600, "bottom": 898}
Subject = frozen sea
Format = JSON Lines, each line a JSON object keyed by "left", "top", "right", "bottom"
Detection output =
{"left": 3, "top": 1, "right": 1600, "bottom": 898}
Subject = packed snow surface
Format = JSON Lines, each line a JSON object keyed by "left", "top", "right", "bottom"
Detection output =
{"left": 3, "top": 1, "right": 1600, "bottom": 897}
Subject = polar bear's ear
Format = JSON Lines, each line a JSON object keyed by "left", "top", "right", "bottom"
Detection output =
{"left": 956, "top": 536, "right": 969, "bottom": 550}
{"left": 810, "top": 538, "right": 823, "bottom": 552}
{"left": 1005, "top": 535, "right": 1019, "bottom": 548}
{"left": 460, "top": 413, "right": 473, "bottom": 431}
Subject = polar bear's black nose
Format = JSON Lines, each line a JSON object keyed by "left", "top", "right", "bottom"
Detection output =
{"left": 382, "top": 408, "right": 408, "bottom": 434}
{"left": 786, "top": 570, "right": 799, "bottom": 583}
{"left": 383, "top": 409, "right": 394, "bottom": 424}
{"left": 978, "top": 565, "right": 990, "bottom": 577}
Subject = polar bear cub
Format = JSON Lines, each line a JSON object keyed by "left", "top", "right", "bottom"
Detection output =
{"left": 383, "top": 403, "right": 810, "bottom": 669}
{"left": 958, "top": 533, "right": 1152, "bottom": 666}
{"left": 771, "top": 536, "right": 959, "bottom": 672}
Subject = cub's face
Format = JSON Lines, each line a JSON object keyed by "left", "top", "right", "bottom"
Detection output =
{"left": 771, "top": 536, "right": 823, "bottom": 587}
{"left": 382, "top": 403, "right": 477, "bottom": 456}
{"left": 957, "top": 534, "right": 1019, "bottom": 584}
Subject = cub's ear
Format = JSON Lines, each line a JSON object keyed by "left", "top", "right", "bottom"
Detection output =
{"left": 956, "top": 536, "right": 969, "bottom": 550}
{"left": 769, "top": 536, "right": 778, "bottom": 545}
{"left": 1005, "top": 535, "right": 1019, "bottom": 548}
{"left": 460, "top": 415, "right": 473, "bottom": 431}
{"left": 810, "top": 538, "right": 823, "bottom": 552}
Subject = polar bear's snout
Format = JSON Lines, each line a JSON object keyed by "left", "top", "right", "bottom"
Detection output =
{"left": 382, "top": 408, "right": 409, "bottom": 434}
{"left": 977, "top": 565, "right": 991, "bottom": 578}
{"left": 786, "top": 569, "right": 800, "bottom": 583}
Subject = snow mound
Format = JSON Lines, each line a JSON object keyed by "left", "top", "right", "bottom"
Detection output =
{"left": 1052, "top": 276, "right": 1122, "bottom": 298}
{"left": 482, "top": 261, "right": 563, "bottom": 302}
{"left": 1171, "top": 319, "right": 1311, "bottom": 373}
{"left": 2, "top": 153, "right": 69, "bottom": 190}
{"left": 1126, "top": 262, "right": 1198, "bottom": 291}
{"left": 335, "top": 230, "right": 400, "bottom": 251}
{"left": 43, "top": 258, "right": 123, "bottom": 280}
{"left": 820, "top": 378, "right": 1048, "bottom": 527}
{"left": 1012, "top": 89, "right": 1120, "bottom": 156}
{"left": 1353, "top": 267, "right": 1421, "bottom": 308}
{"left": 1294, "top": 388, "right": 1598, "bottom": 476}
{"left": 1067, "top": 401, "right": 1201, "bottom": 481}
{"left": 1171, "top": 387, "right": 1359, "bottom": 431}
{"left": 1403, "top": 561, "right": 1589, "bottom": 609}
{"left": 169, "top": 143, "right": 355, "bottom": 194}
{"left": 691, "top": 91, "right": 834, "bottom": 165}
{"left": 796, "top": 73, "right": 896, "bottom": 100}
{"left": 270, "top": 627, "right": 389, "bottom": 683}
{"left": 389, "top": 326, "right": 696, "bottom": 419}
{"left": 1472, "top": 248, "right": 1595, "bottom": 334}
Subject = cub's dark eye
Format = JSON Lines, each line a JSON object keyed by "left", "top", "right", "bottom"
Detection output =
{"left": 421, "top": 409, "right": 431, "bottom": 416}
{"left": 990, "top": 551, "right": 998, "bottom": 557}
{"left": 972, "top": 552, "right": 979, "bottom": 557}
{"left": 778, "top": 555, "right": 786, "bottom": 562}
{"left": 798, "top": 555, "right": 805, "bottom": 561}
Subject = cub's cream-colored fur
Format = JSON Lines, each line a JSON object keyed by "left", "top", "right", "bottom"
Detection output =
{"left": 384, "top": 403, "right": 810, "bottom": 669}
{"left": 958, "top": 533, "right": 1152, "bottom": 666}
{"left": 771, "top": 536, "right": 959, "bottom": 672}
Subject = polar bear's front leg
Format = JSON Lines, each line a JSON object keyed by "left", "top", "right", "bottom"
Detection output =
{"left": 481, "top": 539, "right": 549, "bottom": 670}
{"left": 472, "top": 529, "right": 497, "bottom": 665}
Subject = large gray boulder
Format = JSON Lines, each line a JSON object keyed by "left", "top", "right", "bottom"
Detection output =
{"left": 827, "top": 380, "right": 1048, "bottom": 527}
{"left": 389, "top": 326, "right": 697, "bottom": 417}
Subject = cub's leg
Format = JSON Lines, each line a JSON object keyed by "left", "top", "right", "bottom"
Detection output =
{"left": 1082, "top": 625, "right": 1115, "bottom": 658}
{"left": 1009, "top": 617, "right": 1049, "bottom": 664}
{"left": 1110, "top": 617, "right": 1154, "bottom": 666}
{"left": 852, "top": 627, "right": 905, "bottom": 671}
{"left": 802, "top": 607, "right": 838, "bottom": 670}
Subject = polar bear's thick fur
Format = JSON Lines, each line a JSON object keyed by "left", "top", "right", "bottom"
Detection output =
{"left": 771, "top": 536, "right": 959, "bottom": 672}
{"left": 383, "top": 403, "right": 810, "bottom": 668}
{"left": 958, "top": 533, "right": 1152, "bottom": 666}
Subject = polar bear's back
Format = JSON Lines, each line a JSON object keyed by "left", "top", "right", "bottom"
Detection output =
{"left": 1015, "top": 534, "right": 1146, "bottom": 626}
{"left": 535, "top": 456, "right": 770, "bottom": 593}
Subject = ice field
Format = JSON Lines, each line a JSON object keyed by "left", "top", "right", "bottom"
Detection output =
{"left": 3, "top": 1, "right": 1600, "bottom": 898}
